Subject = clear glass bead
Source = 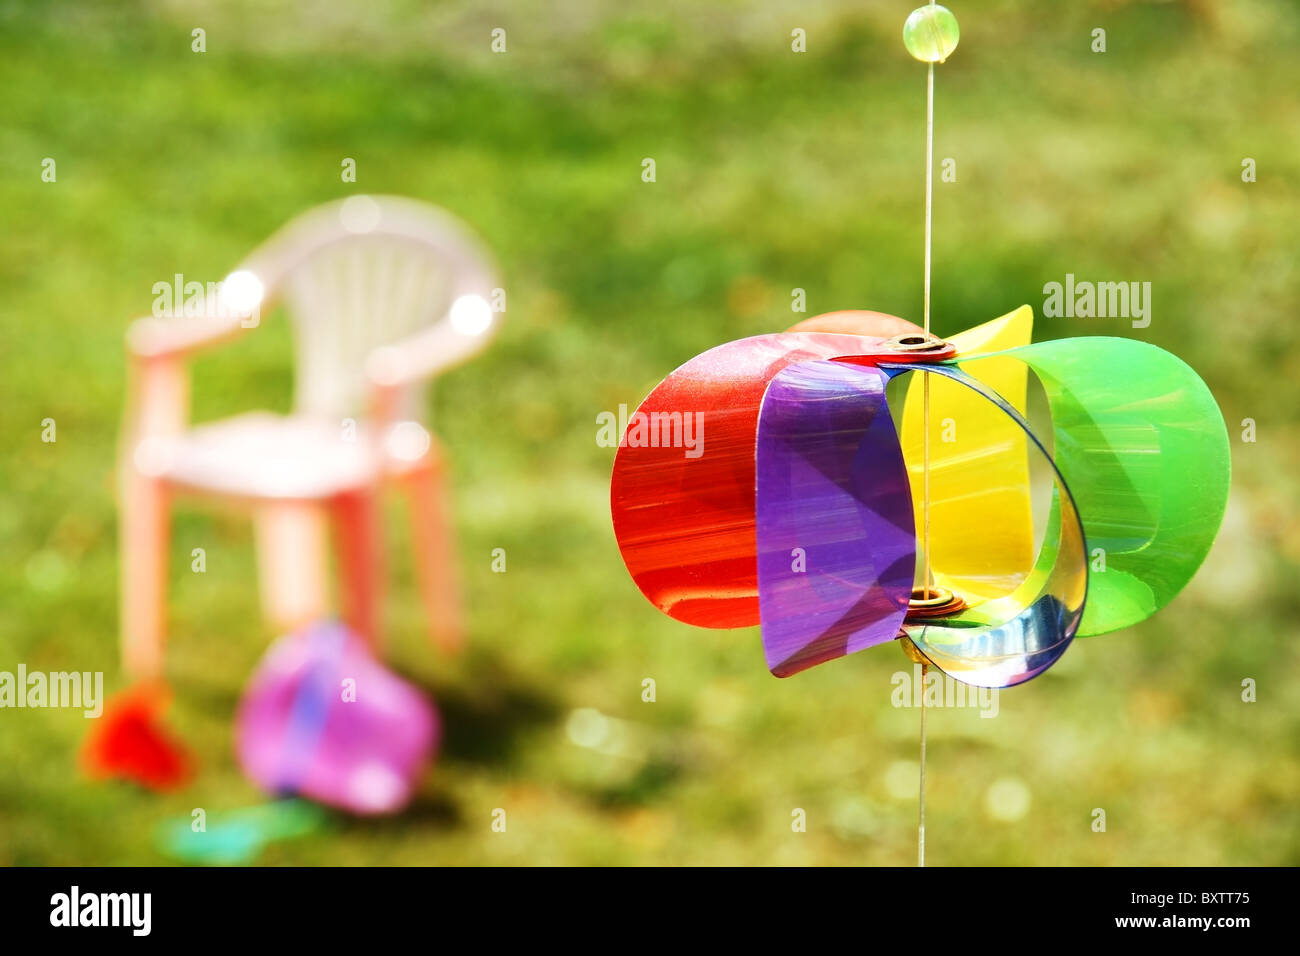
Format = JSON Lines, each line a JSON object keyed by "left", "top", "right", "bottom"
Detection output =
{"left": 903, "top": 5, "right": 960, "bottom": 64}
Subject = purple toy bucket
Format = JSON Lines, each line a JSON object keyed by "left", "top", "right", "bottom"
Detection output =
{"left": 236, "top": 621, "right": 438, "bottom": 815}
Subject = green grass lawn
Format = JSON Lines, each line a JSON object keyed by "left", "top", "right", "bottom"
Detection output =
{"left": 1, "top": 0, "right": 1298, "bottom": 865}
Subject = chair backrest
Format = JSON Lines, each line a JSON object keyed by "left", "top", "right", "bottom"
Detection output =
{"left": 237, "top": 195, "right": 500, "bottom": 420}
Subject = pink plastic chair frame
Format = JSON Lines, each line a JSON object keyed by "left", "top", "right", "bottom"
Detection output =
{"left": 118, "top": 196, "right": 500, "bottom": 678}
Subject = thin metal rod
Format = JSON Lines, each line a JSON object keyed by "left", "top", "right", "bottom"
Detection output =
{"left": 920, "top": 58, "right": 935, "bottom": 598}
{"left": 919, "top": 662, "right": 928, "bottom": 867}
{"left": 922, "top": 377, "right": 931, "bottom": 597}
{"left": 918, "top": 0, "right": 938, "bottom": 872}
{"left": 923, "top": 60, "right": 934, "bottom": 336}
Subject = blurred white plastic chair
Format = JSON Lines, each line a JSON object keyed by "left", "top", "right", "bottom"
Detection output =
{"left": 119, "top": 195, "right": 500, "bottom": 678}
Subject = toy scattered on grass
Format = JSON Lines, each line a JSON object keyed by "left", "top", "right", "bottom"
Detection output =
{"left": 236, "top": 621, "right": 439, "bottom": 815}
{"left": 81, "top": 681, "right": 193, "bottom": 792}
{"left": 154, "top": 799, "right": 327, "bottom": 865}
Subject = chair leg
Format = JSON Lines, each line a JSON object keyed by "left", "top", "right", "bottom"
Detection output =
{"left": 253, "top": 502, "right": 329, "bottom": 634}
{"left": 332, "top": 487, "right": 384, "bottom": 650}
{"left": 403, "top": 455, "right": 464, "bottom": 654}
{"left": 120, "top": 467, "right": 170, "bottom": 679}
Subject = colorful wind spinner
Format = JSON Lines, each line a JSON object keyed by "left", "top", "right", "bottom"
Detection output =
{"left": 611, "top": 3, "right": 1229, "bottom": 699}
{"left": 609, "top": 305, "right": 1230, "bottom": 688}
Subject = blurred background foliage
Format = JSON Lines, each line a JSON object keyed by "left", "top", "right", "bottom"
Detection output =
{"left": 0, "top": 0, "right": 1297, "bottom": 864}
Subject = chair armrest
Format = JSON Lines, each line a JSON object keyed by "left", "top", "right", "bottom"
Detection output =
{"left": 365, "top": 291, "right": 499, "bottom": 388}
{"left": 363, "top": 296, "right": 498, "bottom": 436}
{"left": 125, "top": 313, "right": 250, "bottom": 361}
{"left": 366, "top": 324, "right": 490, "bottom": 391}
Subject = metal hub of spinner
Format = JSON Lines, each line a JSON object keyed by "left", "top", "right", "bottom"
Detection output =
{"left": 905, "top": 584, "right": 966, "bottom": 619}
{"left": 885, "top": 331, "right": 952, "bottom": 357}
